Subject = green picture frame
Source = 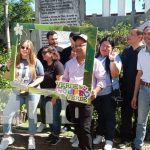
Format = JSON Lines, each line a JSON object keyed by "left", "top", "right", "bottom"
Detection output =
{"left": 9, "top": 23, "right": 98, "bottom": 103}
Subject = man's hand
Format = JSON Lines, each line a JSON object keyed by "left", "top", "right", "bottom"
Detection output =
{"left": 90, "top": 90, "right": 97, "bottom": 101}
{"left": 51, "top": 97, "right": 57, "bottom": 106}
{"left": 131, "top": 97, "right": 137, "bottom": 109}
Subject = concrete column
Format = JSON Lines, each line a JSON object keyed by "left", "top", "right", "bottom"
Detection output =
{"left": 118, "top": 0, "right": 126, "bottom": 16}
{"left": 102, "top": 0, "right": 110, "bottom": 17}
{"left": 144, "top": 0, "right": 150, "bottom": 12}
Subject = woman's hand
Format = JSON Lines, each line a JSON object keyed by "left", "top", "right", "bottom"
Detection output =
{"left": 109, "top": 48, "right": 120, "bottom": 61}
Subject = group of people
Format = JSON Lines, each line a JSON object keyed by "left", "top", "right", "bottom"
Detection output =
{"left": 0, "top": 25, "right": 150, "bottom": 150}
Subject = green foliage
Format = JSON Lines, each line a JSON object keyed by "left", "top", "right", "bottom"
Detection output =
{"left": 0, "top": 0, "right": 35, "bottom": 88}
{"left": 82, "top": 21, "right": 131, "bottom": 53}
{"left": 9, "top": 0, "right": 35, "bottom": 24}
{"left": 97, "top": 22, "right": 131, "bottom": 52}
{"left": 0, "top": 0, "right": 35, "bottom": 34}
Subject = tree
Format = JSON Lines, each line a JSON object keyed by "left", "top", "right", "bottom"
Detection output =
{"left": 0, "top": 0, "right": 35, "bottom": 88}
{"left": 0, "top": 0, "right": 35, "bottom": 36}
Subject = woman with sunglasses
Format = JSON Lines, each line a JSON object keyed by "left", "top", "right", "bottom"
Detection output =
{"left": 37, "top": 46, "right": 64, "bottom": 145}
{"left": 0, "top": 40, "right": 44, "bottom": 150}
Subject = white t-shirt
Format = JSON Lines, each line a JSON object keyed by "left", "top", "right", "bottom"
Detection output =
{"left": 137, "top": 47, "right": 150, "bottom": 83}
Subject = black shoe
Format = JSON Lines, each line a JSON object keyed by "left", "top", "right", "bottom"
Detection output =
{"left": 118, "top": 141, "right": 132, "bottom": 149}
{"left": 45, "top": 134, "right": 56, "bottom": 143}
{"left": 131, "top": 144, "right": 142, "bottom": 150}
{"left": 49, "top": 136, "right": 61, "bottom": 145}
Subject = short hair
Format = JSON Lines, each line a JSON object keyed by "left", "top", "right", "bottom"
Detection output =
{"left": 143, "top": 26, "right": 150, "bottom": 32}
{"left": 46, "top": 31, "right": 57, "bottom": 39}
{"left": 131, "top": 27, "right": 143, "bottom": 35}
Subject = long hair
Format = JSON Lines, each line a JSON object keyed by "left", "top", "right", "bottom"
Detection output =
{"left": 16, "top": 40, "right": 37, "bottom": 80}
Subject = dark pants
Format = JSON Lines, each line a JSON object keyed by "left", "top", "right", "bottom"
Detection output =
{"left": 39, "top": 95, "right": 62, "bottom": 135}
{"left": 93, "top": 94, "right": 116, "bottom": 141}
{"left": 68, "top": 102, "right": 93, "bottom": 150}
{"left": 120, "top": 92, "right": 137, "bottom": 142}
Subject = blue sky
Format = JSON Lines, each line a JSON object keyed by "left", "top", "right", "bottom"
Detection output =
{"left": 86, "top": 0, "right": 144, "bottom": 15}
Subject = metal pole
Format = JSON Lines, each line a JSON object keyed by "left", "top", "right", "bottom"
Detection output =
{"left": 4, "top": 0, "right": 11, "bottom": 49}
{"left": 131, "top": 0, "right": 136, "bottom": 26}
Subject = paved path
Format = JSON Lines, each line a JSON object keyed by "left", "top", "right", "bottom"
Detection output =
{"left": 0, "top": 126, "right": 150, "bottom": 150}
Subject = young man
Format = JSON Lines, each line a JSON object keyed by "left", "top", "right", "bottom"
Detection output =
{"left": 131, "top": 26, "right": 150, "bottom": 150}
{"left": 63, "top": 33, "right": 106, "bottom": 150}
{"left": 119, "top": 27, "right": 144, "bottom": 149}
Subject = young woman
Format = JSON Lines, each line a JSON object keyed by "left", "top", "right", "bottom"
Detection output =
{"left": 0, "top": 40, "right": 44, "bottom": 150}
{"left": 37, "top": 46, "right": 64, "bottom": 145}
{"left": 93, "top": 37, "right": 122, "bottom": 150}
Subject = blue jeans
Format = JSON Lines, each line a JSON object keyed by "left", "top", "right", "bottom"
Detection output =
{"left": 40, "top": 96, "right": 62, "bottom": 135}
{"left": 134, "top": 85, "right": 150, "bottom": 149}
{"left": 3, "top": 92, "right": 40, "bottom": 134}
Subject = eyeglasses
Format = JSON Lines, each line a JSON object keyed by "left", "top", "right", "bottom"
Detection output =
{"left": 74, "top": 44, "right": 87, "bottom": 48}
{"left": 21, "top": 46, "right": 30, "bottom": 50}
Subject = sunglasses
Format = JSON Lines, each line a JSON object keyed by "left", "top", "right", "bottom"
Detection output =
{"left": 21, "top": 46, "right": 30, "bottom": 50}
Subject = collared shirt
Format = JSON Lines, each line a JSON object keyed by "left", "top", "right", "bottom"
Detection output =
{"left": 137, "top": 46, "right": 150, "bottom": 83}
{"left": 63, "top": 57, "right": 106, "bottom": 89}
{"left": 96, "top": 55, "right": 122, "bottom": 96}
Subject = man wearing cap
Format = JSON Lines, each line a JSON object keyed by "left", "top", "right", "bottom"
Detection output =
{"left": 63, "top": 33, "right": 106, "bottom": 150}
{"left": 131, "top": 26, "right": 150, "bottom": 150}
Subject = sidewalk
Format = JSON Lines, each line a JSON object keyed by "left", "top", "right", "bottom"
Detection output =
{"left": 0, "top": 126, "right": 150, "bottom": 150}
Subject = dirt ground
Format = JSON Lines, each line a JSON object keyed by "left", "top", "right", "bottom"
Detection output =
{"left": 0, "top": 125, "right": 150, "bottom": 150}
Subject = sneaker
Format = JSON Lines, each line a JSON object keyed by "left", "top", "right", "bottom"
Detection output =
{"left": 118, "top": 141, "right": 132, "bottom": 149}
{"left": 61, "top": 127, "right": 68, "bottom": 133}
{"left": 93, "top": 135, "right": 103, "bottom": 145}
{"left": 0, "top": 136, "right": 15, "bottom": 150}
{"left": 72, "top": 138, "right": 79, "bottom": 148}
{"left": 45, "top": 134, "right": 56, "bottom": 143}
{"left": 104, "top": 140, "right": 113, "bottom": 150}
{"left": 61, "top": 125, "right": 71, "bottom": 133}
{"left": 37, "top": 123, "right": 46, "bottom": 133}
{"left": 70, "top": 134, "right": 77, "bottom": 143}
{"left": 28, "top": 136, "right": 35, "bottom": 149}
{"left": 49, "top": 136, "right": 61, "bottom": 145}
